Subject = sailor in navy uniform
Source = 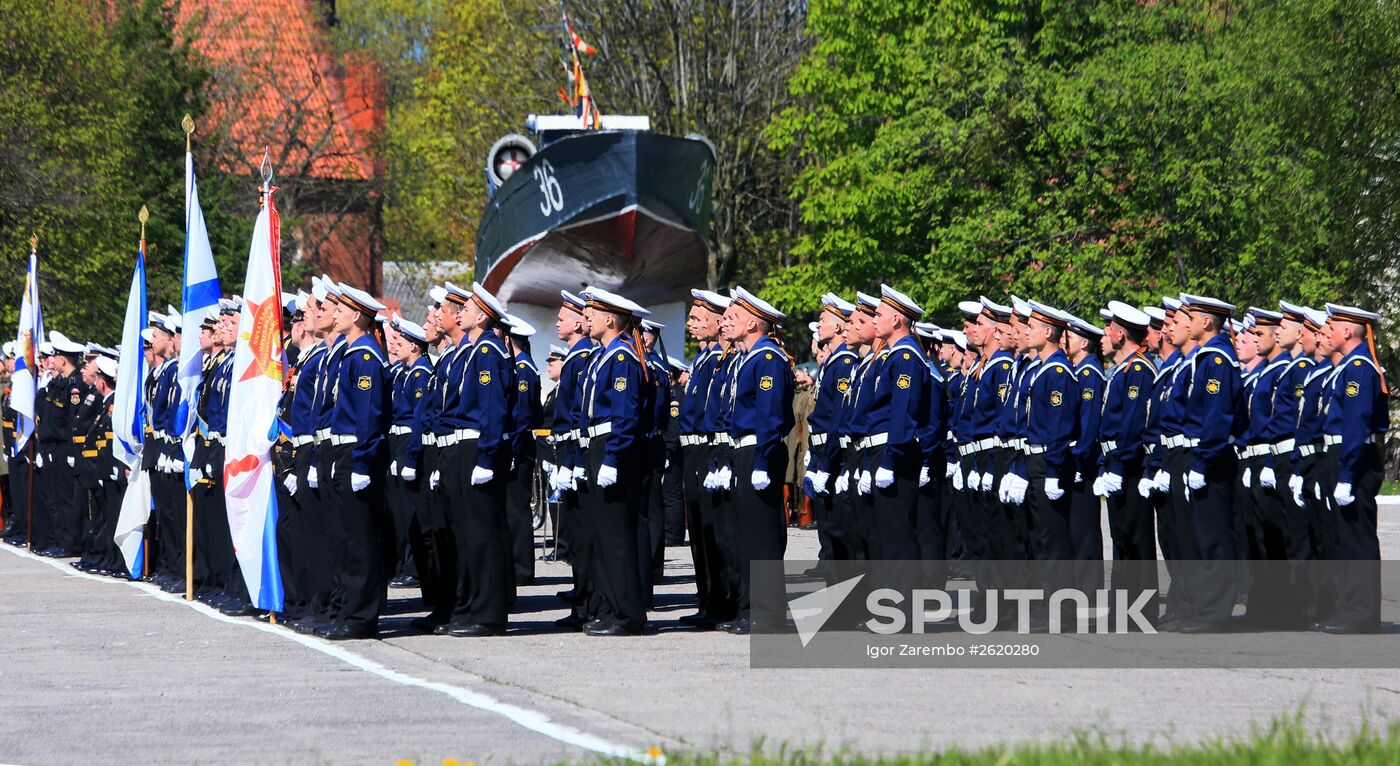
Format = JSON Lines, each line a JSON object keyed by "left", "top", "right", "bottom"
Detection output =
{"left": 964, "top": 299, "right": 1018, "bottom": 561}
{"left": 577, "top": 286, "right": 651, "bottom": 636}
{"left": 720, "top": 287, "right": 794, "bottom": 635}
{"left": 1315, "top": 303, "right": 1388, "bottom": 633}
{"left": 802, "top": 293, "right": 857, "bottom": 563}
{"left": 1093, "top": 302, "right": 1158, "bottom": 601}
{"left": 203, "top": 299, "right": 249, "bottom": 613}
{"left": 402, "top": 287, "right": 457, "bottom": 631}
{"left": 503, "top": 313, "right": 543, "bottom": 588}
{"left": 1019, "top": 302, "right": 1081, "bottom": 562}
{"left": 677, "top": 288, "right": 730, "bottom": 627}
{"left": 836, "top": 291, "right": 881, "bottom": 563}
{"left": 438, "top": 283, "right": 516, "bottom": 637}
{"left": 1272, "top": 301, "right": 1316, "bottom": 561}
{"left": 638, "top": 318, "right": 673, "bottom": 603}
{"left": 549, "top": 290, "right": 600, "bottom": 629}
{"left": 145, "top": 313, "right": 185, "bottom": 590}
{"left": 1169, "top": 293, "right": 1241, "bottom": 631}
{"left": 699, "top": 303, "right": 746, "bottom": 623}
{"left": 911, "top": 322, "right": 949, "bottom": 565}
{"left": 861, "top": 285, "right": 930, "bottom": 561}
{"left": 33, "top": 331, "right": 92, "bottom": 557}
{"left": 1065, "top": 315, "right": 1105, "bottom": 564}
{"left": 1291, "top": 307, "right": 1335, "bottom": 622}
{"left": 386, "top": 316, "right": 433, "bottom": 598}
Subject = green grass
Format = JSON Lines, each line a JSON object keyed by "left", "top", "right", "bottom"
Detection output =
{"left": 1381, "top": 479, "right": 1400, "bottom": 495}
{"left": 616, "top": 713, "right": 1400, "bottom": 765}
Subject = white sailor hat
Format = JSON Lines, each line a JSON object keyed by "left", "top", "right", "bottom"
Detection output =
{"left": 1143, "top": 306, "right": 1167, "bottom": 327}
{"left": 582, "top": 286, "right": 650, "bottom": 319}
{"left": 1302, "top": 307, "right": 1329, "bottom": 331}
{"left": 2, "top": 341, "right": 14, "bottom": 358}
{"left": 1026, "top": 300, "right": 1069, "bottom": 329}
{"left": 294, "top": 290, "right": 310, "bottom": 313}
{"left": 1325, "top": 302, "right": 1382, "bottom": 325}
{"left": 561, "top": 289, "right": 588, "bottom": 314}
{"left": 148, "top": 310, "right": 167, "bottom": 327}
{"left": 140, "top": 327, "right": 155, "bottom": 344}
{"left": 311, "top": 276, "right": 330, "bottom": 303}
{"left": 731, "top": 286, "right": 785, "bottom": 323}
{"left": 820, "top": 292, "right": 856, "bottom": 319}
{"left": 94, "top": 344, "right": 119, "bottom": 360}
{"left": 163, "top": 312, "right": 182, "bottom": 334}
{"left": 1068, "top": 314, "right": 1104, "bottom": 338}
{"left": 281, "top": 292, "right": 299, "bottom": 315}
{"left": 1277, "top": 301, "right": 1308, "bottom": 324}
{"left": 1229, "top": 318, "right": 1246, "bottom": 334}
{"left": 442, "top": 281, "right": 472, "bottom": 307}
{"left": 640, "top": 319, "right": 665, "bottom": 333}
{"left": 1162, "top": 296, "right": 1182, "bottom": 313}
{"left": 547, "top": 344, "right": 568, "bottom": 359}
{"left": 949, "top": 330, "right": 969, "bottom": 351}
{"left": 391, "top": 316, "right": 428, "bottom": 344}
{"left": 217, "top": 297, "right": 239, "bottom": 315}
{"left": 689, "top": 288, "right": 729, "bottom": 315}
{"left": 202, "top": 307, "right": 220, "bottom": 328}
{"left": 854, "top": 291, "right": 880, "bottom": 316}
{"left": 957, "top": 300, "right": 983, "bottom": 319}
{"left": 807, "top": 321, "right": 819, "bottom": 335}
{"left": 1247, "top": 306, "right": 1283, "bottom": 327}
{"left": 338, "top": 284, "right": 388, "bottom": 317}
{"left": 421, "top": 286, "right": 445, "bottom": 308}
{"left": 49, "top": 331, "right": 85, "bottom": 355}
{"left": 877, "top": 284, "right": 924, "bottom": 319}
{"left": 467, "top": 282, "right": 507, "bottom": 321}
{"left": 913, "top": 322, "right": 940, "bottom": 339}
{"left": 95, "top": 356, "right": 119, "bottom": 380}
{"left": 1098, "top": 307, "right": 1114, "bottom": 322}
{"left": 1011, "top": 295, "right": 1033, "bottom": 319}
{"left": 1106, "top": 300, "right": 1150, "bottom": 330}
{"left": 504, "top": 313, "right": 536, "bottom": 337}
{"left": 319, "top": 276, "right": 341, "bottom": 300}
{"left": 38, "top": 341, "right": 54, "bottom": 356}
{"left": 667, "top": 355, "right": 691, "bottom": 373}
{"left": 1180, "top": 293, "right": 1236, "bottom": 317}
{"left": 979, "top": 296, "right": 1013, "bottom": 323}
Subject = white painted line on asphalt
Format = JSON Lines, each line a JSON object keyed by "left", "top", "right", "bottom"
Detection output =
{"left": 2, "top": 544, "right": 664, "bottom": 764}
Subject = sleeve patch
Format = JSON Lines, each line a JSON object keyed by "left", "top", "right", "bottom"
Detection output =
{"left": 896, "top": 374, "right": 911, "bottom": 389}
{"left": 479, "top": 371, "right": 492, "bottom": 385}
{"left": 1205, "top": 379, "right": 1221, "bottom": 394}
{"left": 1050, "top": 391, "right": 1063, "bottom": 407}
{"left": 1127, "top": 385, "right": 1139, "bottom": 400}
{"left": 517, "top": 380, "right": 529, "bottom": 392}
{"left": 759, "top": 376, "right": 774, "bottom": 391}
{"left": 614, "top": 377, "right": 628, "bottom": 391}
{"left": 357, "top": 375, "right": 371, "bottom": 391}
{"left": 1081, "top": 388, "right": 1094, "bottom": 401}
{"left": 1346, "top": 381, "right": 1360, "bottom": 397}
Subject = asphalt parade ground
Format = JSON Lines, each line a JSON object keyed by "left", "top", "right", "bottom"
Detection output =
{"left": 3, "top": 504, "right": 1400, "bottom": 765}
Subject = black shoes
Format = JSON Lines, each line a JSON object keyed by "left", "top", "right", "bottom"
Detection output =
{"left": 409, "top": 616, "right": 445, "bottom": 633}
{"left": 314, "top": 624, "right": 375, "bottom": 641}
{"left": 554, "top": 614, "right": 586, "bottom": 630}
{"left": 448, "top": 623, "right": 505, "bottom": 638}
{"left": 679, "top": 612, "right": 718, "bottom": 629}
{"left": 584, "top": 621, "right": 641, "bottom": 637}
{"left": 388, "top": 575, "right": 419, "bottom": 589}
{"left": 719, "top": 618, "right": 752, "bottom": 635}
{"left": 1310, "top": 620, "right": 1379, "bottom": 635}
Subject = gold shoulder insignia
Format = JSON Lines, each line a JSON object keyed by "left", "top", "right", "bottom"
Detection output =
{"left": 759, "top": 376, "right": 774, "bottom": 391}
{"left": 616, "top": 352, "right": 625, "bottom": 361}
{"left": 765, "top": 352, "right": 773, "bottom": 360}
{"left": 1354, "top": 359, "right": 1363, "bottom": 366}
{"left": 1205, "top": 379, "right": 1221, "bottom": 394}
{"left": 902, "top": 352, "right": 911, "bottom": 360}
{"left": 1214, "top": 357, "right": 1222, "bottom": 365}
{"left": 1001, "top": 362, "right": 1010, "bottom": 370}
{"left": 896, "top": 374, "right": 911, "bottom": 389}
{"left": 362, "top": 353, "right": 371, "bottom": 361}
{"left": 479, "top": 371, "right": 492, "bottom": 385}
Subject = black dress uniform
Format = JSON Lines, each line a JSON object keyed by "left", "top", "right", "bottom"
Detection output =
{"left": 35, "top": 365, "right": 93, "bottom": 555}
{"left": 806, "top": 331, "right": 857, "bottom": 561}
{"left": 506, "top": 348, "right": 542, "bottom": 586}
{"left": 405, "top": 335, "right": 458, "bottom": 628}
{"left": 1098, "top": 341, "right": 1157, "bottom": 598}
{"left": 1070, "top": 350, "right": 1105, "bottom": 562}
{"left": 285, "top": 340, "right": 328, "bottom": 622}
{"left": 677, "top": 321, "right": 724, "bottom": 622}
{"left": 865, "top": 331, "right": 930, "bottom": 561}
{"left": 639, "top": 346, "right": 671, "bottom": 601}
{"left": 550, "top": 332, "right": 596, "bottom": 625}
{"left": 388, "top": 345, "right": 432, "bottom": 593}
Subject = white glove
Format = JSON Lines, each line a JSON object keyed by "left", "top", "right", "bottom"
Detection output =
{"left": 190, "top": 468, "right": 204, "bottom": 484}
{"left": 952, "top": 465, "right": 964, "bottom": 491}
{"left": 1259, "top": 467, "right": 1276, "bottom": 489}
{"left": 597, "top": 464, "right": 617, "bottom": 488}
{"left": 946, "top": 461, "right": 957, "bottom": 479}
{"left": 875, "top": 467, "right": 894, "bottom": 489}
{"left": 67, "top": 456, "right": 75, "bottom": 467}
{"left": 1242, "top": 468, "right": 1252, "bottom": 488}
{"left": 307, "top": 465, "right": 319, "bottom": 488}
{"left": 967, "top": 470, "right": 982, "bottom": 492}
{"left": 1289, "top": 474, "right": 1304, "bottom": 507}
{"left": 430, "top": 470, "right": 441, "bottom": 490}
{"left": 1008, "top": 474, "right": 1028, "bottom": 505}
{"left": 1153, "top": 469, "right": 1170, "bottom": 493}
{"left": 1138, "top": 477, "right": 1155, "bottom": 498}
{"left": 351, "top": 472, "right": 370, "bottom": 492}
{"left": 807, "top": 470, "right": 829, "bottom": 495}
{"left": 35, "top": 452, "right": 44, "bottom": 468}
{"left": 1075, "top": 471, "right": 1084, "bottom": 484}
{"left": 284, "top": 474, "right": 298, "bottom": 495}
{"left": 751, "top": 470, "right": 770, "bottom": 490}
{"left": 471, "top": 466, "right": 494, "bottom": 485}
{"left": 1044, "top": 477, "right": 1064, "bottom": 501}
{"left": 1334, "top": 482, "right": 1355, "bottom": 506}
{"left": 997, "top": 473, "right": 1014, "bottom": 503}
{"left": 919, "top": 466, "right": 930, "bottom": 487}
{"left": 857, "top": 470, "right": 872, "bottom": 495}
{"left": 703, "top": 469, "right": 719, "bottom": 490}
{"left": 110, "top": 466, "right": 119, "bottom": 481}
{"left": 1102, "top": 472, "right": 1123, "bottom": 496}
{"left": 541, "top": 460, "right": 555, "bottom": 476}
{"left": 390, "top": 460, "right": 398, "bottom": 477}
{"left": 156, "top": 454, "right": 169, "bottom": 473}
{"left": 835, "top": 471, "right": 850, "bottom": 494}
{"left": 1314, "top": 482, "right": 1322, "bottom": 501}
{"left": 402, "top": 466, "right": 417, "bottom": 481}
{"left": 572, "top": 466, "right": 586, "bottom": 482}
{"left": 1092, "top": 475, "right": 1105, "bottom": 497}
{"left": 551, "top": 465, "right": 569, "bottom": 491}
{"left": 1187, "top": 470, "right": 1205, "bottom": 490}
{"left": 717, "top": 466, "right": 733, "bottom": 489}
{"left": 980, "top": 471, "right": 994, "bottom": 492}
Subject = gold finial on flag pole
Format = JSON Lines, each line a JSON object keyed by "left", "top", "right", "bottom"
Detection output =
{"left": 139, "top": 205, "right": 149, "bottom": 243}
{"left": 28, "top": 233, "right": 37, "bottom": 253}
{"left": 182, "top": 113, "right": 195, "bottom": 152}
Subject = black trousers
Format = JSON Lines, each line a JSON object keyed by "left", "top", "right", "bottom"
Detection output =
{"left": 77, "top": 482, "right": 104, "bottom": 568}
{"left": 637, "top": 435, "right": 666, "bottom": 601}
{"left": 1244, "top": 450, "right": 1310, "bottom": 626}
{"left": 682, "top": 442, "right": 719, "bottom": 615}
{"left": 1026, "top": 455, "right": 1075, "bottom": 561}
{"left": 841, "top": 446, "right": 877, "bottom": 561}
{"left": 1323, "top": 444, "right": 1382, "bottom": 630}
{"left": 98, "top": 478, "right": 126, "bottom": 573}
{"left": 662, "top": 438, "right": 686, "bottom": 545}
{"left": 732, "top": 445, "right": 788, "bottom": 623}
{"left": 580, "top": 439, "right": 645, "bottom": 632}
{"left": 152, "top": 468, "right": 188, "bottom": 582}
{"left": 415, "top": 444, "right": 455, "bottom": 623}
{"left": 385, "top": 433, "right": 417, "bottom": 580}
{"left": 1105, "top": 460, "right": 1158, "bottom": 605}
{"left": 301, "top": 446, "right": 337, "bottom": 621}
{"left": 869, "top": 444, "right": 920, "bottom": 561}
{"left": 1173, "top": 452, "right": 1238, "bottom": 625}
{"left": 7, "top": 457, "right": 33, "bottom": 540}
{"left": 711, "top": 445, "right": 742, "bottom": 618}
{"left": 321, "top": 443, "right": 390, "bottom": 634}
{"left": 273, "top": 444, "right": 307, "bottom": 619}
{"left": 505, "top": 440, "right": 537, "bottom": 585}
{"left": 443, "top": 440, "right": 512, "bottom": 629}
{"left": 1068, "top": 468, "right": 1103, "bottom": 562}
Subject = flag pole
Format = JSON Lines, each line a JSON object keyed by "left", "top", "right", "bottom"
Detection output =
{"left": 183, "top": 113, "right": 197, "bottom": 602}
{"left": 25, "top": 233, "right": 37, "bottom": 553}
{"left": 137, "top": 207, "right": 153, "bottom": 579}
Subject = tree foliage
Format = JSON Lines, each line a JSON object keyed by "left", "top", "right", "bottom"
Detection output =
{"left": 766, "top": 0, "right": 1400, "bottom": 332}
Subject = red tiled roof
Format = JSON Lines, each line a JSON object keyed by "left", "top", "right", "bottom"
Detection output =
{"left": 178, "top": 0, "right": 380, "bottom": 182}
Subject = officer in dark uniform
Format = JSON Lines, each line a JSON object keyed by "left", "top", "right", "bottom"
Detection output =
{"left": 719, "top": 287, "right": 794, "bottom": 635}
{"left": 35, "top": 331, "right": 93, "bottom": 557}
{"left": 503, "top": 313, "right": 543, "bottom": 587}
{"left": 576, "top": 286, "right": 650, "bottom": 636}
{"left": 1019, "top": 301, "right": 1080, "bottom": 562}
{"left": 1093, "top": 301, "right": 1157, "bottom": 603}
{"left": 802, "top": 293, "right": 856, "bottom": 563}
{"left": 75, "top": 355, "right": 122, "bottom": 575}
{"left": 312, "top": 284, "right": 391, "bottom": 640}
{"left": 438, "top": 282, "right": 515, "bottom": 637}
{"left": 1171, "top": 293, "right": 1240, "bottom": 632}
{"left": 699, "top": 302, "right": 745, "bottom": 623}
{"left": 835, "top": 292, "right": 880, "bottom": 564}
{"left": 1315, "top": 302, "right": 1387, "bottom": 633}
{"left": 662, "top": 355, "right": 688, "bottom": 547}
{"left": 677, "top": 288, "right": 728, "bottom": 627}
